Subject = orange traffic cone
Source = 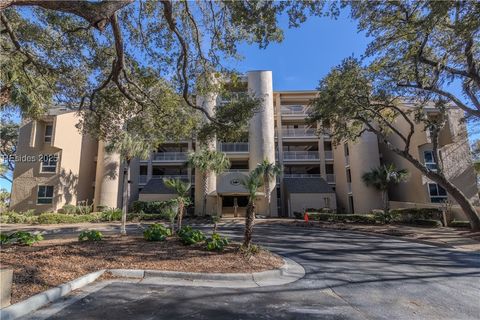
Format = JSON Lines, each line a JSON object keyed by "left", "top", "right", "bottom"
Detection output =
{"left": 304, "top": 212, "right": 309, "bottom": 222}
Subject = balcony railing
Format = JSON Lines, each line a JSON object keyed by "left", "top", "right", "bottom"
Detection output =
{"left": 219, "top": 142, "right": 249, "bottom": 153}
{"left": 282, "top": 128, "right": 316, "bottom": 137}
{"left": 284, "top": 174, "right": 321, "bottom": 178}
{"left": 324, "top": 150, "right": 333, "bottom": 160}
{"left": 326, "top": 174, "right": 335, "bottom": 183}
{"left": 152, "top": 152, "right": 187, "bottom": 161}
{"left": 139, "top": 175, "right": 148, "bottom": 184}
{"left": 224, "top": 169, "right": 249, "bottom": 173}
{"left": 280, "top": 105, "right": 311, "bottom": 115}
{"left": 283, "top": 151, "right": 320, "bottom": 160}
{"left": 139, "top": 175, "right": 190, "bottom": 185}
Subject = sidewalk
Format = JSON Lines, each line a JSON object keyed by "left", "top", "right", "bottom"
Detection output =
{"left": 1, "top": 218, "right": 479, "bottom": 252}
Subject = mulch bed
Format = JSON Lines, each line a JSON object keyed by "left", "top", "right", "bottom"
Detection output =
{"left": 0, "top": 236, "right": 283, "bottom": 304}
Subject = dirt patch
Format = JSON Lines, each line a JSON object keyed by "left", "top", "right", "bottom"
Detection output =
{"left": 0, "top": 236, "right": 283, "bottom": 304}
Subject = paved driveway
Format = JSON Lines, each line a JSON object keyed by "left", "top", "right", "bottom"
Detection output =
{"left": 24, "top": 224, "right": 480, "bottom": 320}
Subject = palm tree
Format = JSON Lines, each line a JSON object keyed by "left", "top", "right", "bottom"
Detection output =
{"left": 254, "top": 159, "right": 281, "bottom": 216}
{"left": 362, "top": 164, "right": 408, "bottom": 222}
{"left": 106, "top": 132, "right": 152, "bottom": 235}
{"left": 241, "top": 171, "right": 263, "bottom": 248}
{"left": 188, "top": 149, "right": 230, "bottom": 215}
{"left": 163, "top": 177, "right": 191, "bottom": 231}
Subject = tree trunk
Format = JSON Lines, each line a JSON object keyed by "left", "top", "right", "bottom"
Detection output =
{"left": 382, "top": 189, "right": 389, "bottom": 223}
{"left": 120, "top": 160, "right": 129, "bottom": 235}
{"left": 243, "top": 203, "right": 255, "bottom": 248}
{"left": 176, "top": 199, "right": 184, "bottom": 231}
{"left": 395, "top": 149, "right": 480, "bottom": 231}
{"left": 202, "top": 171, "right": 208, "bottom": 216}
{"left": 264, "top": 175, "right": 271, "bottom": 216}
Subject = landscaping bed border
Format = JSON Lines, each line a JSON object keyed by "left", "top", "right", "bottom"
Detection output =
{"left": 0, "top": 257, "right": 304, "bottom": 320}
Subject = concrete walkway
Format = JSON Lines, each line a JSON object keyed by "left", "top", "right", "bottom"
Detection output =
{"left": 19, "top": 223, "right": 480, "bottom": 320}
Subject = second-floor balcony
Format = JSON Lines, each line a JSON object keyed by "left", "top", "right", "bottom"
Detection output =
{"left": 324, "top": 150, "right": 334, "bottom": 160}
{"left": 283, "top": 151, "right": 320, "bottom": 161}
{"left": 152, "top": 152, "right": 187, "bottom": 162}
{"left": 282, "top": 128, "right": 316, "bottom": 138}
{"left": 284, "top": 174, "right": 321, "bottom": 178}
{"left": 219, "top": 142, "right": 249, "bottom": 153}
{"left": 139, "top": 174, "right": 190, "bottom": 185}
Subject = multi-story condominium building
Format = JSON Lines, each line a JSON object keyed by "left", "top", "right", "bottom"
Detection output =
{"left": 9, "top": 71, "right": 479, "bottom": 219}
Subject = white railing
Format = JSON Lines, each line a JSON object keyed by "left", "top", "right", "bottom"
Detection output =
{"left": 281, "top": 105, "right": 310, "bottom": 115}
{"left": 284, "top": 174, "right": 321, "bottom": 178}
{"left": 283, "top": 151, "right": 320, "bottom": 160}
{"left": 326, "top": 174, "right": 335, "bottom": 183}
{"left": 152, "top": 152, "right": 187, "bottom": 161}
{"left": 224, "top": 169, "right": 249, "bottom": 173}
{"left": 282, "top": 128, "right": 316, "bottom": 137}
{"left": 219, "top": 142, "right": 249, "bottom": 152}
{"left": 324, "top": 150, "right": 333, "bottom": 160}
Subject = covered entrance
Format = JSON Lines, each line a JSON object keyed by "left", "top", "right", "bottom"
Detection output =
{"left": 221, "top": 195, "right": 248, "bottom": 217}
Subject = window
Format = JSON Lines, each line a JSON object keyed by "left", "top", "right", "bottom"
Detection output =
{"left": 37, "top": 186, "right": 54, "bottom": 204}
{"left": 40, "top": 155, "right": 57, "bottom": 173}
{"left": 44, "top": 124, "right": 53, "bottom": 143}
{"left": 428, "top": 183, "right": 447, "bottom": 203}
{"left": 424, "top": 151, "right": 437, "bottom": 171}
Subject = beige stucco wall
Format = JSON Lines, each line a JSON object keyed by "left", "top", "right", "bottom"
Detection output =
{"left": 287, "top": 193, "right": 337, "bottom": 217}
{"left": 11, "top": 112, "right": 97, "bottom": 213}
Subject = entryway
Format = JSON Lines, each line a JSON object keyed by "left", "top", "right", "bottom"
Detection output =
{"left": 221, "top": 196, "right": 248, "bottom": 217}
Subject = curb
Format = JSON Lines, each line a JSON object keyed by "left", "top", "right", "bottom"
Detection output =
{"left": 0, "top": 269, "right": 105, "bottom": 320}
{"left": 0, "top": 258, "right": 304, "bottom": 320}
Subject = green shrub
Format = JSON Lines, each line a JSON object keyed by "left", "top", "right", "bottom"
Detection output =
{"left": 100, "top": 208, "right": 122, "bottom": 221}
{"left": 132, "top": 199, "right": 178, "bottom": 215}
{"left": 62, "top": 204, "right": 78, "bottom": 215}
{"left": 143, "top": 223, "right": 171, "bottom": 241}
{"left": 390, "top": 208, "right": 442, "bottom": 223}
{"left": 76, "top": 204, "right": 93, "bottom": 215}
{"left": 0, "top": 233, "right": 13, "bottom": 244}
{"left": 178, "top": 226, "right": 206, "bottom": 245}
{"left": 0, "top": 210, "right": 38, "bottom": 224}
{"left": 293, "top": 211, "right": 303, "bottom": 219}
{"left": 410, "top": 219, "right": 442, "bottom": 228}
{"left": 449, "top": 220, "right": 471, "bottom": 228}
{"left": 78, "top": 230, "right": 103, "bottom": 241}
{"left": 37, "top": 213, "right": 99, "bottom": 224}
{"left": 96, "top": 205, "right": 108, "bottom": 212}
{"left": 307, "top": 213, "right": 376, "bottom": 224}
{"left": 205, "top": 233, "right": 229, "bottom": 251}
{"left": 8, "top": 231, "right": 43, "bottom": 246}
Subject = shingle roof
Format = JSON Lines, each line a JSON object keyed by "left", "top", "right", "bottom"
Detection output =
{"left": 284, "top": 177, "right": 334, "bottom": 194}
{"left": 140, "top": 178, "right": 184, "bottom": 194}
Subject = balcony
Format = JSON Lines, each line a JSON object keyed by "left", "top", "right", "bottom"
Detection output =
{"left": 224, "top": 169, "right": 249, "bottom": 173}
{"left": 219, "top": 143, "right": 249, "bottom": 153}
{"left": 280, "top": 105, "right": 311, "bottom": 117}
{"left": 324, "top": 150, "right": 333, "bottom": 160}
{"left": 284, "top": 174, "right": 321, "bottom": 178}
{"left": 326, "top": 174, "right": 335, "bottom": 184}
{"left": 282, "top": 128, "right": 316, "bottom": 138}
{"left": 283, "top": 151, "right": 320, "bottom": 161}
{"left": 139, "top": 175, "right": 190, "bottom": 185}
{"left": 152, "top": 152, "right": 187, "bottom": 162}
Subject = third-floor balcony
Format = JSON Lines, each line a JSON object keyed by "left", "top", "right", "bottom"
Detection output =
{"left": 282, "top": 128, "right": 316, "bottom": 138}
{"left": 283, "top": 151, "right": 320, "bottom": 161}
{"left": 152, "top": 152, "right": 187, "bottom": 162}
{"left": 280, "top": 105, "right": 311, "bottom": 117}
{"left": 219, "top": 142, "right": 249, "bottom": 153}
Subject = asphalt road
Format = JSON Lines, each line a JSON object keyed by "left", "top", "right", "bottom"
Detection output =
{"left": 23, "top": 224, "right": 480, "bottom": 320}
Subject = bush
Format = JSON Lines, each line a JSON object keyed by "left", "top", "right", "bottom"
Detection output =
{"left": 143, "top": 223, "right": 171, "bottom": 241}
{"left": 293, "top": 211, "right": 303, "bottom": 219}
{"left": 178, "top": 226, "right": 206, "bottom": 245}
{"left": 410, "top": 219, "right": 442, "bottom": 228}
{"left": 390, "top": 208, "right": 442, "bottom": 223}
{"left": 205, "top": 233, "right": 229, "bottom": 251}
{"left": 2, "top": 231, "right": 43, "bottom": 246}
{"left": 307, "top": 213, "right": 376, "bottom": 224}
{"left": 0, "top": 210, "right": 37, "bottom": 224}
{"left": 62, "top": 204, "right": 78, "bottom": 215}
{"left": 100, "top": 208, "right": 123, "bottom": 221}
{"left": 79, "top": 230, "right": 103, "bottom": 241}
{"left": 449, "top": 220, "right": 471, "bottom": 228}
{"left": 37, "top": 213, "right": 99, "bottom": 224}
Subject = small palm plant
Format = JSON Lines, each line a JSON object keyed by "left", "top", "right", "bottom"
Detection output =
{"left": 254, "top": 159, "right": 281, "bottom": 216}
{"left": 241, "top": 171, "right": 263, "bottom": 248}
{"left": 362, "top": 164, "right": 408, "bottom": 223}
{"left": 106, "top": 132, "right": 152, "bottom": 235}
{"left": 163, "top": 177, "right": 191, "bottom": 231}
{"left": 188, "top": 149, "right": 230, "bottom": 215}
